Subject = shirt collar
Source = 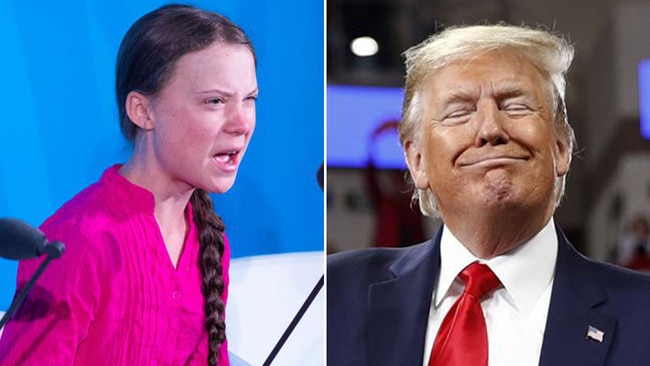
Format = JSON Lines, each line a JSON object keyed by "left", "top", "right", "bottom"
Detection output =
{"left": 435, "top": 218, "right": 557, "bottom": 315}
{"left": 101, "top": 164, "right": 156, "bottom": 214}
{"left": 102, "top": 164, "right": 196, "bottom": 226}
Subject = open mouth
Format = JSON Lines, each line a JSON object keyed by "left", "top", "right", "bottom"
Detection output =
{"left": 213, "top": 150, "right": 242, "bottom": 172}
{"left": 214, "top": 150, "right": 239, "bottom": 165}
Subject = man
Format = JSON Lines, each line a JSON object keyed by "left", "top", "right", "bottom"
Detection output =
{"left": 327, "top": 24, "right": 650, "bottom": 366}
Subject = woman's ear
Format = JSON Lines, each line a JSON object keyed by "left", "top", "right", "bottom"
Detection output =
{"left": 125, "top": 91, "right": 155, "bottom": 131}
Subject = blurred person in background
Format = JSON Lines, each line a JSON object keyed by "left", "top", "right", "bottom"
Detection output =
{"left": 617, "top": 214, "right": 650, "bottom": 271}
{"left": 365, "top": 119, "right": 426, "bottom": 247}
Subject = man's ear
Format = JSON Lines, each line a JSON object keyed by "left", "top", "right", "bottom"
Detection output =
{"left": 404, "top": 140, "right": 429, "bottom": 190}
{"left": 555, "top": 137, "right": 571, "bottom": 178}
{"left": 125, "top": 91, "right": 154, "bottom": 131}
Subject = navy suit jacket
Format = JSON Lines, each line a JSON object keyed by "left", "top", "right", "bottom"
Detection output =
{"left": 327, "top": 226, "right": 650, "bottom": 365}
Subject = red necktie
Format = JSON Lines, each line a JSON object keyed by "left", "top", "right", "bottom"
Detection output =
{"left": 429, "top": 262, "right": 501, "bottom": 366}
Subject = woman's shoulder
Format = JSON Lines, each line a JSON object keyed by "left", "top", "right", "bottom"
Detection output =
{"left": 39, "top": 170, "right": 134, "bottom": 258}
{"left": 42, "top": 182, "right": 112, "bottom": 235}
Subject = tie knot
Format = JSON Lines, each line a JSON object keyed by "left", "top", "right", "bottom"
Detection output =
{"left": 459, "top": 262, "right": 501, "bottom": 299}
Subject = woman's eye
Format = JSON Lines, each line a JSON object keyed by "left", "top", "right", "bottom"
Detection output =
{"left": 205, "top": 98, "right": 224, "bottom": 105}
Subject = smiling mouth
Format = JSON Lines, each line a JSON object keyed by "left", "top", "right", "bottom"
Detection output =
{"left": 459, "top": 156, "right": 528, "bottom": 167}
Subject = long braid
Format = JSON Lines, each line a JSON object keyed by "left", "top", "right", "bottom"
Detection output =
{"left": 190, "top": 189, "right": 226, "bottom": 365}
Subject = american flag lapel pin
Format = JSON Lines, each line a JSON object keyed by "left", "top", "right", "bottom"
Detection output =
{"left": 586, "top": 325, "right": 604, "bottom": 343}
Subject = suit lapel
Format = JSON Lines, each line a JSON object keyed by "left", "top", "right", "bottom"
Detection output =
{"left": 539, "top": 228, "right": 616, "bottom": 366}
{"left": 366, "top": 231, "right": 442, "bottom": 366}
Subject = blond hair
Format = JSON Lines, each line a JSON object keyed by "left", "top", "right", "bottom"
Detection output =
{"left": 399, "top": 24, "right": 576, "bottom": 217}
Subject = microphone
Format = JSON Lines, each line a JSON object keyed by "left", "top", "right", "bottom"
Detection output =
{"left": 0, "top": 218, "right": 57, "bottom": 260}
{"left": 0, "top": 218, "right": 65, "bottom": 329}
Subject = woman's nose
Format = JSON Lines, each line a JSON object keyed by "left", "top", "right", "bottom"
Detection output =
{"left": 224, "top": 104, "right": 253, "bottom": 135}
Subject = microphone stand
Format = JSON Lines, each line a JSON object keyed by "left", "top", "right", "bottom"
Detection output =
{"left": 262, "top": 274, "right": 324, "bottom": 366}
{"left": 257, "top": 167, "right": 328, "bottom": 365}
{"left": 0, "top": 241, "right": 65, "bottom": 329}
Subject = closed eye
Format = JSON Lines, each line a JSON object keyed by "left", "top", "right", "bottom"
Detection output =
{"left": 448, "top": 109, "right": 472, "bottom": 118}
{"left": 502, "top": 104, "right": 532, "bottom": 117}
{"left": 439, "top": 108, "right": 473, "bottom": 125}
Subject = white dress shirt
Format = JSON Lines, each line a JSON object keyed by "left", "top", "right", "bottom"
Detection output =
{"left": 423, "top": 219, "right": 558, "bottom": 366}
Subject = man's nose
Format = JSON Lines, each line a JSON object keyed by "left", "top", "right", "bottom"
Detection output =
{"left": 475, "top": 101, "right": 508, "bottom": 146}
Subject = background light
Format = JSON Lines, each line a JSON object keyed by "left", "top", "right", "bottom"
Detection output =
{"left": 350, "top": 36, "right": 379, "bottom": 57}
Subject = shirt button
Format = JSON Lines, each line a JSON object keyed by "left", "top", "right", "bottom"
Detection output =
{"left": 172, "top": 290, "right": 182, "bottom": 301}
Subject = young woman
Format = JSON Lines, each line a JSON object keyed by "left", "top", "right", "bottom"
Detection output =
{"left": 0, "top": 4, "right": 257, "bottom": 365}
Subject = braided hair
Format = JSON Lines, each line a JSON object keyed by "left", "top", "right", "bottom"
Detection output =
{"left": 191, "top": 189, "right": 226, "bottom": 364}
{"left": 115, "top": 4, "right": 255, "bottom": 364}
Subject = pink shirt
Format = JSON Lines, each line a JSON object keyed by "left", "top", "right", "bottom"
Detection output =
{"left": 0, "top": 165, "right": 230, "bottom": 365}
